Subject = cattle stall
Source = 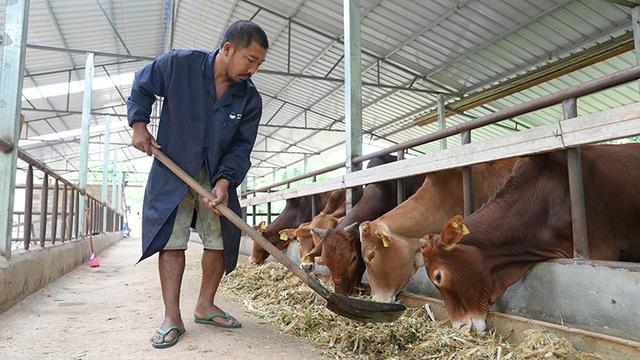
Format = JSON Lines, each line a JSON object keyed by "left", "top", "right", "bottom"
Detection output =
{"left": 241, "top": 63, "right": 640, "bottom": 358}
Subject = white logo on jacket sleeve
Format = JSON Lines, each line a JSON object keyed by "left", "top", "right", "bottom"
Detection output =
{"left": 229, "top": 112, "right": 242, "bottom": 120}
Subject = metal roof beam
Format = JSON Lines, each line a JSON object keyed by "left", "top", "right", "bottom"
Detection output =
{"left": 26, "top": 43, "right": 153, "bottom": 61}
{"left": 95, "top": 0, "right": 131, "bottom": 55}
{"left": 258, "top": 69, "right": 452, "bottom": 95}
{"left": 26, "top": 59, "right": 144, "bottom": 78}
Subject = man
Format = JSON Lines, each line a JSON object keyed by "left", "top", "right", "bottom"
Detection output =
{"left": 127, "top": 20, "right": 268, "bottom": 349}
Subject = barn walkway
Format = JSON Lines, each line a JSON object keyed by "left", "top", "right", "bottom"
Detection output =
{"left": 0, "top": 236, "right": 323, "bottom": 360}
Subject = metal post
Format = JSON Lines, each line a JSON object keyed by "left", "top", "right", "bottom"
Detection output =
{"left": 68, "top": 188, "right": 75, "bottom": 240}
{"left": 396, "top": 150, "right": 405, "bottom": 205}
{"left": 74, "top": 190, "right": 80, "bottom": 238}
{"left": 438, "top": 94, "right": 447, "bottom": 150}
{"left": 102, "top": 115, "right": 111, "bottom": 233}
{"left": 78, "top": 52, "right": 95, "bottom": 236}
{"left": 24, "top": 165, "right": 34, "bottom": 250}
{"left": 112, "top": 150, "right": 118, "bottom": 230}
{"left": 39, "top": 173, "right": 49, "bottom": 247}
{"left": 631, "top": 6, "right": 640, "bottom": 95}
{"left": 61, "top": 184, "right": 67, "bottom": 242}
{"left": 0, "top": 0, "right": 30, "bottom": 257}
{"left": 311, "top": 175, "right": 318, "bottom": 216}
{"left": 241, "top": 178, "right": 248, "bottom": 225}
{"left": 563, "top": 98, "right": 589, "bottom": 259}
{"left": 51, "top": 179, "right": 59, "bottom": 244}
{"left": 461, "top": 131, "right": 473, "bottom": 217}
{"left": 252, "top": 205, "right": 257, "bottom": 226}
{"left": 344, "top": 0, "right": 363, "bottom": 211}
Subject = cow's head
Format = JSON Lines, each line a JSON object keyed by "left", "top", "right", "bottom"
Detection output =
{"left": 250, "top": 223, "right": 291, "bottom": 265}
{"left": 314, "top": 222, "right": 360, "bottom": 295}
{"left": 359, "top": 220, "right": 424, "bottom": 303}
{"left": 421, "top": 216, "right": 489, "bottom": 332}
{"left": 296, "top": 214, "right": 340, "bottom": 271}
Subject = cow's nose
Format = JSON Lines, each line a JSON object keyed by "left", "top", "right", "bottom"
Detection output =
{"left": 300, "top": 263, "right": 314, "bottom": 271}
{"left": 471, "top": 316, "right": 487, "bottom": 332}
{"left": 451, "top": 318, "right": 473, "bottom": 333}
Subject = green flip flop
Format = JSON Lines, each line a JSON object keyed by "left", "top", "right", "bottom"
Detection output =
{"left": 152, "top": 326, "right": 185, "bottom": 349}
{"left": 194, "top": 312, "right": 242, "bottom": 328}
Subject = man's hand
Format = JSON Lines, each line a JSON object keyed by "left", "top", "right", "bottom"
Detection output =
{"left": 131, "top": 122, "right": 161, "bottom": 156}
{"left": 204, "top": 179, "right": 230, "bottom": 215}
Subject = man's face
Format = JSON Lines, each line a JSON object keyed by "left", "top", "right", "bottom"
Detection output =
{"left": 222, "top": 40, "right": 267, "bottom": 83}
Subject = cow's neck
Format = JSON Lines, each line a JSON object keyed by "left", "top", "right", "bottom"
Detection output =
{"left": 464, "top": 167, "right": 573, "bottom": 269}
{"left": 337, "top": 183, "right": 391, "bottom": 230}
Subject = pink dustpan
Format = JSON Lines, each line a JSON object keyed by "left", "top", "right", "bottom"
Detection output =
{"left": 89, "top": 253, "right": 100, "bottom": 267}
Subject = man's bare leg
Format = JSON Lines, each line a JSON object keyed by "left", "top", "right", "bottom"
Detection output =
{"left": 193, "top": 249, "right": 237, "bottom": 326}
{"left": 151, "top": 250, "right": 186, "bottom": 345}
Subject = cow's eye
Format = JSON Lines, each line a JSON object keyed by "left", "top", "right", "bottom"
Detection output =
{"left": 366, "top": 251, "right": 376, "bottom": 262}
{"left": 433, "top": 270, "right": 443, "bottom": 285}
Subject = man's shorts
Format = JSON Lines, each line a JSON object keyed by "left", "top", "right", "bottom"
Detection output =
{"left": 164, "top": 167, "right": 224, "bottom": 251}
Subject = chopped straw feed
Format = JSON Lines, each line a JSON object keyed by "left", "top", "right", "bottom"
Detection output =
{"left": 221, "top": 263, "right": 604, "bottom": 360}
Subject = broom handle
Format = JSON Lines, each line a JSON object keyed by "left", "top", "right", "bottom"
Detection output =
{"left": 151, "top": 147, "right": 310, "bottom": 282}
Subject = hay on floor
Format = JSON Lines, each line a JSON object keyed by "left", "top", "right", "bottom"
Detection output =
{"left": 221, "top": 263, "right": 604, "bottom": 360}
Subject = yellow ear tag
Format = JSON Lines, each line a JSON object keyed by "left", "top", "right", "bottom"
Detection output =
{"left": 301, "top": 255, "right": 311, "bottom": 263}
{"left": 259, "top": 223, "right": 266, "bottom": 231}
{"left": 451, "top": 221, "right": 459, "bottom": 229}
{"left": 279, "top": 232, "right": 288, "bottom": 241}
{"left": 377, "top": 232, "right": 391, "bottom": 248}
{"left": 461, "top": 224, "right": 470, "bottom": 236}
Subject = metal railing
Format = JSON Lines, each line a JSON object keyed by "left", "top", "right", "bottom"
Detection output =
{"left": 11, "top": 149, "right": 123, "bottom": 251}
{"left": 242, "top": 64, "right": 640, "bottom": 261}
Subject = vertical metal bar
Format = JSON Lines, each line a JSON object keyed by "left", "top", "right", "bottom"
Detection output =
{"left": 68, "top": 189, "right": 75, "bottom": 240}
{"left": 112, "top": 150, "right": 118, "bottom": 230}
{"left": 66, "top": 70, "right": 72, "bottom": 111}
{"left": 311, "top": 175, "right": 318, "bottom": 216}
{"left": 0, "top": 0, "right": 30, "bottom": 257}
{"left": 267, "top": 201, "right": 272, "bottom": 225}
{"left": 287, "top": 19, "right": 292, "bottom": 73}
{"left": 461, "top": 131, "right": 473, "bottom": 217}
{"left": 74, "top": 190, "right": 80, "bottom": 239}
{"left": 396, "top": 150, "right": 405, "bottom": 205}
{"left": 631, "top": 7, "right": 640, "bottom": 96}
{"left": 562, "top": 98, "right": 589, "bottom": 259}
{"left": 102, "top": 114, "right": 111, "bottom": 233}
{"left": 344, "top": 0, "right": 363, "bottom": 211}
{"left": 51, "top": 179, "right": 59, "bottom": 244}
{"left": 252, "top": 205, "right": 257, "bottom": 226}
{"left": 61, "top": 184, "right": 68, "bottom": 242}
{"left": 39, "top": 173, "right": 49, "bottom": 247}
{"left": 78, "top": 52, "right": 95, "bottom": 236}
{"left": 438, "top": 94, "right": 447, "bottom": 150}
{"left": 24, "top": 165, "right": 34, "bottom": 250}
{"left": 241, "top": 178, "right": 248, "bottom": 225}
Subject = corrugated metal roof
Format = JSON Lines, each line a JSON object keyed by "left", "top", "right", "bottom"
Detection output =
{"left": 1, "top": 0, "right": 638, "bottom": 185}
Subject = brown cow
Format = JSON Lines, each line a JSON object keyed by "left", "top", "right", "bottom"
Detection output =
{"left": 250, "top": 192, "right": 332, "bottom": 264}
{"left": 359, "top": 158, "right": 518, "bottom": 303}
{"left": 421, "top": 144, "right": 640, "bottom": 332}
{"left": 312, "top": 168, "right": 425, "bottom": 295}
{"left": 280, "top": 189, "right": 346, "bottom": 270}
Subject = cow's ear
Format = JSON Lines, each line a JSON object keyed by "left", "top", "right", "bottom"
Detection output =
{"left": 376, "top": 231, "right": 392, "bottom": 248}
{"left": 440, "top": 215, "right": 469, "bottom": 249}
{"left": 258, "top": 221, "right": 267, "bottom": 231}
{"left": 359, "top": 222, "right": 370, "bottom": 236}
{"left": 311, "top": 227, "right": 328, "bottom": 239}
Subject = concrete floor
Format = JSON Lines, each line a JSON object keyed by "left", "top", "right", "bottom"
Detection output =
{"left": 0, "top": 236, "right": 324, "bottom": 360}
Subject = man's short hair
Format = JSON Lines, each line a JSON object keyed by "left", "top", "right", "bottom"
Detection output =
{"left": 220, "top": 20, "right": 269, "bottom": 50}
